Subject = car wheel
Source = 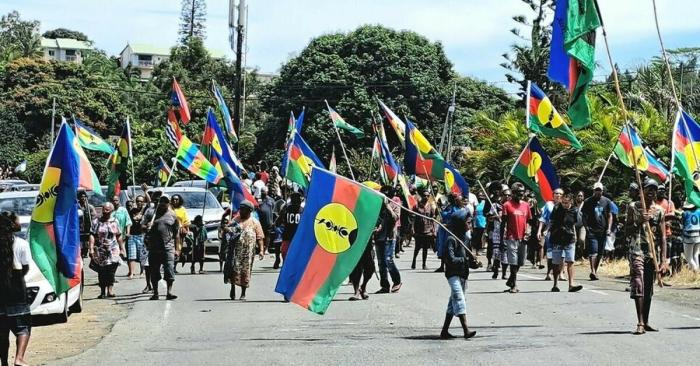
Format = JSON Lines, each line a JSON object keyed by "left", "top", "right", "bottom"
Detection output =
{"left": 69, "top": 270, "right": 84, "bottom": 313}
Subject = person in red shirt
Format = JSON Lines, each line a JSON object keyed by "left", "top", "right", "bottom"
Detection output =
{"left": 499, "top": 182, "right": 532, "bottom": 293}
{"left": 258, "top": 161, "right": 270, "bottom": 184}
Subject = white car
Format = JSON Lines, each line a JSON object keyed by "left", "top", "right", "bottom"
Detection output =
{"left": 0, "top": 191, "right": 83, "bottom": 322}
{"left": 148, "top": 187, "right": 226, "bottom": 255}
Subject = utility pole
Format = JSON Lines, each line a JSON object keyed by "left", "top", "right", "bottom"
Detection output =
{"left": 232, "top": 0, "right": 246, "bottom": 153}
{"left": 50, "top": 97, "right": 56, "bottom": 143}
{"left": 438, "top": 83, "right": 457, "bottom": 161}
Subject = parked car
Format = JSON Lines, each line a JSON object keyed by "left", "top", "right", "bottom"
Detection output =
{"left": 172, "top": 180, "right": 226, "bottom": 201}
{"left": 9, "top": 183, "right": 40, "bottom": 192}
{"left": 0, "top": 191, "right": 83, "bottom": 322}
{"left": 0, "top": 179, "right": 29, "bottom": 192}
{"left": 148, "top": 187, "right": 225, "bottom": 255}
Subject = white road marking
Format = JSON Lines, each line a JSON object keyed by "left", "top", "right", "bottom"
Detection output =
{"left": 681, "top": 314, "right": 700, "bottom": 321}
{"left": 515, "top": 273, "right": 608, "bottom": 295}
{"left": 588, "top": 290, "right": 608, "bottom": 296}
{"left": 164, "top": 301, "right": 172, "bottom": 320}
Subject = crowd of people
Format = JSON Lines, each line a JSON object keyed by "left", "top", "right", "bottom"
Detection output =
{"left": 5, "top": 160, "right": 700, "bottom": 366}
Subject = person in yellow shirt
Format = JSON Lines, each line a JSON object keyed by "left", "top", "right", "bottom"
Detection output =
{"left": 171, "top": 194, "right": 190, "bottom": 272}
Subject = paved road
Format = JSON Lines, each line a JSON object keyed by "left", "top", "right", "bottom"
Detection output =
{"left": 54, "top": 254, "right": 700, "bottom": 366}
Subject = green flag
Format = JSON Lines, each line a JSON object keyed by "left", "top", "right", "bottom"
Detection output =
{"left": 326, "top": 104, "right": 364, "bottom": 138}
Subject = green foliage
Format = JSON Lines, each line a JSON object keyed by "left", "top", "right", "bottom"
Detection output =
{"left": 256, "top": 25, "right": 514, "bottom": 169}
{"left": 0, "top": 11, "right": 42, "bottom": 62}
{"left": 42, "top": 28, "right": 90, "bottom": 42}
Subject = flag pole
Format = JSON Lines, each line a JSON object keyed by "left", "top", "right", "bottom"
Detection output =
{"left": 651, "top": 0, "right": 692, "bottom": 206}
{"left": 595, "top": 0, "right": 662, "bottom": 284}
{"left": 325, "top": 100, "right": 355, "bottom": 181}
{"left": 125, "top": 116, "right": 136, "bottom": 201}
{"left": 525, "top": 80, "right": 532, "bottom": 129}
{"left": 597, "top": 151, "right": 615, "bottom": 183}
{"left": 50, "top": 97, "right": 56, "bottom": 144}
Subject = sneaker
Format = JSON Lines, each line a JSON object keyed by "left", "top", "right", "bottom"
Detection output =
{"left": 149, "top": 294, "right": 159, "bottom": 300}
{"left": 568, "top": 285, "right": 583, "bottom": 292}
{"left": 551, "top": 286, "right": 560, "bottom": 292}
{"left": 166, "top": 294, "right": 178, "bottom": 300}
{"left": 491, "top": 273, "right": 498, "bottom": 279}
{"left": 589, "top": 273, "right": 598, "bottom": 281}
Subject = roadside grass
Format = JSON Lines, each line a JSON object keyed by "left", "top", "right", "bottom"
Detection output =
{"left": 597, "top": 258, "right": 700, "bottom": 287}
{"left": 598, "top": 259, "right": 629, "bottom": 279}
{"left": 668, "top": 268, "right": 700, "bottom": 288}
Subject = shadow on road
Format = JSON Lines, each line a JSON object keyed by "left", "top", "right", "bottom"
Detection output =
{"left": 577, "top": 330, "right": 631, "bottom": 335}
{"left": 666, "top": 326, "right": 700, "bottom": 330}
{"left": 194, "top": 299, "right": 286, "bottom": 303}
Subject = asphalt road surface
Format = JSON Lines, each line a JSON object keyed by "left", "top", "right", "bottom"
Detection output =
{"left": 53, "top": 254, "right": 700, "bottom": 366}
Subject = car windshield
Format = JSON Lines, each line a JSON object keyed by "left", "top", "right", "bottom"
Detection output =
{"left": 174, "top": 191, "right": 220, "bottom": 209}
{"left": 0, "top": 196, "right": 36, "bottom": 216}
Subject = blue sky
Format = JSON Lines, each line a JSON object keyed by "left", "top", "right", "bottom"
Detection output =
{"left": 4, "top": 0, "right": 700, "bottom": 91}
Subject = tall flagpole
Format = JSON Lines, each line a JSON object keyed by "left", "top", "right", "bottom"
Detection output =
{"left": 324, "top": 100, "right": 355, "bottom": 181}
{"left": 595, "top": 0, "right": 661, "bottom": 284}
{"left": 525, "top": 80, "right": 532, "bottom": 129}
{"left": 50, "top": 97, "right": 56, "bottom": 143}
{"left": 127, "top": 116, "right": 137, "bottom": 201}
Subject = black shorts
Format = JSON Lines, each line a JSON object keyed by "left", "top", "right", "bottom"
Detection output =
{"left": 0, "top": 313, "right": 31, "bottom": 337}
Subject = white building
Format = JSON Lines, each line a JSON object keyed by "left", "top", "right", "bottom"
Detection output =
{"left": 119, "top": 43, "right": 171, "bottom": 79}
{"left": 41, "top": 37, "right": 92, "bottom": 63}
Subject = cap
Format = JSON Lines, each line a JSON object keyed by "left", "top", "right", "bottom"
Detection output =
{"left": 629, "top": 182, "right": 639, "bottom": 191}
{"left": 239, "top": 200, "right": 255, "bottom": 210}
{"left": 658, "top": 183, "right": 666, "bottom": 191}
{"left": 593, "top": 182, "right": 604, "bottom": 191}
{"left": 643, "top": 178, "right": 659, "bottom": 189}
{"left": 683, "top": 201, "right": 696, "bottom": 210}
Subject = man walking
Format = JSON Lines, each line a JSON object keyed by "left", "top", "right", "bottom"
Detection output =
{"left": 538, "top": 188, "right": 564, "bottom": 280}
{"left": 144, "top": 195, "right": 180, "bottom": 300}
{"left": 500, "top": 182, "right": 532, "bottom": 293}
{"left": 375, "top": 186, "right": 402, "bottom": 294}
{"left": 625, "top": 178, "right": 667, "bottom": 334}
{"left": 581, "top": 182, "right": 613, "bottom": 280}
{"left": 412, "top": 189, "right": 437, "bottom": 270}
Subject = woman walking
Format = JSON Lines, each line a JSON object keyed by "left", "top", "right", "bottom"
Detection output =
{"left": 412, "top": 189, "right": 437, "bottom": 270}
{"left": 440, "top": 210, "right": 477, "bottom": 340}
{"left": 0, "top": 212, "right": 32, "bottom": 366}
{"left": 189, "top": 215, "right": 207, "bottom": 274}
{"left": 90, "top": 202, "right": 124, "bottom": 298}
{"left": 227, "top": 200, "right": 264, "bottom": 301}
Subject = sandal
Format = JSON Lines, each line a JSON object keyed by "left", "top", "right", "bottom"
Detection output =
{"left": 349, "top": 296, "right": 360, "bottom": 301}
{"left": 634, "top": 324, "right": 646, "bottom": 335}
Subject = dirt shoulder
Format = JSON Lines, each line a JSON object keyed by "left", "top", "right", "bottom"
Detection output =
{"left": 9, "top": 272, "right": 132, "bottom": 366}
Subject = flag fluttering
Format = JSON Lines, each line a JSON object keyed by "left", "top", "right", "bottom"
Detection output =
{"left": 29, "top": 122, "right": 82, "bottom": 294}
{"left": 527, "top": 82, "right": 582, "bottom": 149}
{"left": 376, "top": 124, "right": 400, "bottom": 185}
{"left": 275, "top": 168, "right": 383, "bottom": 315}
{"left": 281, "top": 132, "right": 325, "bottom": 189}
{"left": 672, "top": 110, "right": 700, "bottom": 207}
{"left": 295, "top": 109, "right": 306, "bottom": 134}
{"left": 165, "top": 110, "right": 184, "bottom": 148}
{"left": 176, "top": 135, "right": 223, "bottom": 185}
{"left": 326, "top": 104, "right": 364, "bottom": 138}
{"left": 212, "top": 80, "right": 237, "bottom": 143}
{"left": 444, "top": 162, "right": 470, "bottom": 198}
{"left": 377, "top": 99, "right": 406, "bottom": 142}
{"left": 548, "top": 0, "right": 601, "bottom": 129}
{"left": 613, "top": 122, "right": 668, "bottom": 182}
{"left": 73, "top": 118, "right": 115, "bottom": 154}
{"left": 157, "top": 157, "right": 171, "bottom": 186}
{"left": 106, "top": 119, "right": 131, "bottom": 198}
{"left": 404, "top": 119, "right": 445, "bottom": 180}
{"left": 171, "top": 77, "right": 191, "bottom": 124}
{"left": 203, "top": 109, "right": 255, "bottom": 210}
{"left": 511, "top": 136, "right": 560, "bottom": 205}
{"left": 71, "top": 125, "right": 103, "bottom": 196}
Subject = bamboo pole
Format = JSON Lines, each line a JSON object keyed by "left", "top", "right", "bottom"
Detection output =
{"left": 324, "top": 100, "right": 356, "bottom": 181}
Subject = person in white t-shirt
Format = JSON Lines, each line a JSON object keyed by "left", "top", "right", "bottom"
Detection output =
{"left": 0, "top": 211, "right": 32, "bottom": 366}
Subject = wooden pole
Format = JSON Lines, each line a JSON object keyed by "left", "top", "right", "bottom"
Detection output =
{"left": 324, "top": 100, "right": 356, "bottom": 181}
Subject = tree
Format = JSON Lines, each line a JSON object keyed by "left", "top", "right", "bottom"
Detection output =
{"left": 179, "top": 0, "right": 207, "bottom": 43}
{"left": 0, "top": 11, "right": 42, "bottom": 59}
{"left": 254, "top": 25, "right": 513, "bottom": 177}
{"left": 42, "top": 28, "right": 90, "bottom": 42}
{"left": 500, "top": 0, "right": 561, "bottom": 102}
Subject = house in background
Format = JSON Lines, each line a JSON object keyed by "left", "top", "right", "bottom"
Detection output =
{"left": 119, "top": 43, "right": 228, "bottom": 79}
{"left": 41, "top": 37, "right": 93, "bottom": 63}
{"left": 119, "top": 43, "right": 171, "bottom": 79}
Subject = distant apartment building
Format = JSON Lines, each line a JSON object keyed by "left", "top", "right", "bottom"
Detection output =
{"left": 119, "top": 43, "right": 171, "bottom": 79}
{"left": 119, "top": 43, "right": 227, "bottom": 79}
{"left": 41, "top": 37, "right": 93, "bottom": 63}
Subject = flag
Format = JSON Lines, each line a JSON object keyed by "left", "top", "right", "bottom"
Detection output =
{"left": 176, "top": 135, "right": 223, "bottom": 185}
{"left": 397, "top": 174, "right": 417, "bottom": 209}
{"left": 329, "top": 147, "right": 337, "bottom": 173}
{"left": 203, "top": 110, "right": 255, "bottom": 210}
{"left": 275, "top": 168, "right": 383, "bottom": 314}
{"left": 527, "top": 82, "right": 582, "bottom": 149}
{"left": 157, "top": 157, "right": 171, "bottom": 186}
{"left": 71, "top": 124, "right": 103, "bottom": 196}
{"left": 644, "top": 147, "right": 670, "bottom": 183}
{"left": 73, "top": 118, "right": 115, "bottom": 154}
{"left": 295, "top": 108, "right": 306, "bottom": 133}
{"left": 548, "top": 0, "right": 601, "bottom": 129}
{"left": 29, "top": 122, "right": 81, "bottom": 294}
{"left": 511, "top": 137, "right": 560, "bottom": 205}
{"left": 212, "top": 80, "right": 237, "bottom": 143}
{"left": 13, "top": 160, "right": 26, "bottom": 173}
{"left": 171, "top": 77, "right": 191, "bottom": 124}
{"left": 281, "top": 132, "right": 325, "bottom": 189}
{"left": 287, "top": 111, "right": 296, "bottom": 134}
{"left": 106, "top": 120, "right": 131, "bottom": 199}
{"left": 377, "top": 132, "right": 400, "bottom": 184}
{"left": 165, "top": 110, "right": 183, "bottom": 148}
{"left": 377, "top": 99, "right": 406, "bottom": 142}
{"left": 444, "top": 162, "right": 470, "bottom": 198}
{"left": 672, "top": 110, "right": 700, "bottom": 207}
{"left": 612, "top": 123, "right": 668, "bottom": 181}
{"left": 404, "top": 119, "right": 445, "bottom": 180}
{"left": 326, "top": 104, "right": 364, "bottom": 138}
